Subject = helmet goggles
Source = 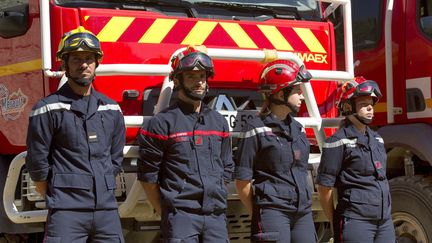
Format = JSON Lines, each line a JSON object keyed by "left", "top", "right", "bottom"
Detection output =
{"left": 353, "top": 80, "right": 382, "bottom": 99}
{"left": 177, "top": 52, "right": 213, "bottom": 72}
{"left": 63, "top": 32, "right": 101, "bottom": 54}
{"left": 296, "top": 65, "right": 312, "bottom": 84}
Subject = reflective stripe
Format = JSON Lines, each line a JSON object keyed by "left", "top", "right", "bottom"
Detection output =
{"left": 376, "top": 137, "right": 384, "bottom": 144}
{"left": 97, "top": 104, "right": 122, "bottom": 113}
{"left": 238, "top": 126, "right": 272, "bottom": 139}
{"left": 30, "top": 103, "right": 71, "bottom": 117}
{"left": 323, "top": 138, "right": 357, "bottom": 148}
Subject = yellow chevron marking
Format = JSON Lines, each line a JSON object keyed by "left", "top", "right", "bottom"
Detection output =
{"left": 84, "top": 16, "right": 89, "bottom": 21}
{"left": 0, "top": 59, "right": 41, "bottom": 77}
{"left": 257, "top": 25, "right": 293, "bottom": 51}
{"left": 139, "top": 19, "right": 177, "bottom": 44}
{"left": 293, "top": 27, "right": 326, "bottom": 53}
{"left": 220, "top": 23, "right": 257, "bottom": 49}
{"left": 97, "top": 17, "right": 135, "bottom": 42}
{"left": 182, "top": 21, "right": 217, "bottom": 45}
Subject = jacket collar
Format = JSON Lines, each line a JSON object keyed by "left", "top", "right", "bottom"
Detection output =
{"left": 344, "top": 122, "right": 375, "bottom": 147}
{"left": 262, "top": 113, "right": 302, "bottom": 140}
{"left": 57, "top": 82, "right": 104, "bottom": 116}
{"left": 177, "top": 100, "right": 211, "bottom": 124}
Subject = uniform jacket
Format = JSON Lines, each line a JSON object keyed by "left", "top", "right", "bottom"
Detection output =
{"left": 137, "top": 101, "right": 234, "bottom": 214}
{"left": 26, "top": 82, "right": 125, "bottom": 210}
{"left": 234, "top": 113, "right": 312, "bottom": 214}
{"left": 316, "top": 122, "right": 391, "bottom": 220}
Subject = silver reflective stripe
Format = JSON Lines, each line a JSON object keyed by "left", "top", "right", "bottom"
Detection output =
{"left": 238, "top": 126, "right": 272, "bottom": 139}
{"left": 323, "top": 138, "right": 357, "bottom": 148}
{"left": 30, "top": 103, "right": 71, "bottom": 117}
{"left": 97, "top": 104, "right": 122, "bottom": 113}
{"left": 376, "top": 137, "right": 384, "bottom": 143}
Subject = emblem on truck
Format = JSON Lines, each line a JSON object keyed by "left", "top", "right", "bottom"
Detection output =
{"left": 0, "top": 84, "right": 28, "bottom": 121}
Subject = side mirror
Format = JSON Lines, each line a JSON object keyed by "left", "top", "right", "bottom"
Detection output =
{"left": 420, "top": 16, "right": 432, "bottom": 36}
{"left": 0, "top": 4, "right": 29, "bottom": 38}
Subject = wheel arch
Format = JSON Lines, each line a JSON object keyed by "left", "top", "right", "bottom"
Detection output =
{"left": 377, "top": 123, "right": 432, "bottom": 168}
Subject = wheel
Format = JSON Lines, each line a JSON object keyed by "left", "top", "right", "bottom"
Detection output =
{"left": 390, "top": 176, "right": 432, "bottom": 243}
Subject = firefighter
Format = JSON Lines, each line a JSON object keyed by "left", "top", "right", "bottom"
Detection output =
{"left": 137, "top": 46, "right": 234, "bottom": 242}
{"left": 316, "top": 78, "right": 396, "bottom": 243}
{"left": 234, "top": 59, "right": 317, "bottom": 243}
{"left": 25, "top": 26, "right": 125, "bottom": 242}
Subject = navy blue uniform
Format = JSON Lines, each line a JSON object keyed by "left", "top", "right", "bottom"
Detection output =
{"left": 235, "top": 114, "right": 316, "bottom": 243}
{"left": 26, "top": 83, "right": 125, "bottom": 242}
{"left": 137, "top": 101, "right": 234, "bottom": 242}
{"left": 316, "top": 122, "right": 395, "bottom": 243}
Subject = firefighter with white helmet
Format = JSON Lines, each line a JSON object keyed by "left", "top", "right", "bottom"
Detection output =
{"left": 26, "top": 26, "right": 125, "bottom": 242}
{"left": 317, "top": 78, "right": 396, "bottom": 242}
{"left": 138, "top": 46, "right": 233, "bottom": 242}
{"left": 234, "top": 59, "right": 317, "bottom": 242}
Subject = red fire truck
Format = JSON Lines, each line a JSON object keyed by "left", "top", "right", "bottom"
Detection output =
{"left": 0, "top": 0, "right": 354, "bottom": 242}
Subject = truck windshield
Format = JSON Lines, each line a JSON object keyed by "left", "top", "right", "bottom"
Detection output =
{"left": 55, "top": 0, "right": 320, "bottom": 20}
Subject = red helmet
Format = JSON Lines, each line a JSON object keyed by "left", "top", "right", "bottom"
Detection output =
{"left": 170, "top": 46, "right": 214, "bottom": 80}
{"left": 259, "top": 59, "right": 312, "bottom": 95}
{"left": 337, "top": 77, "right": 383, "bottom": 115}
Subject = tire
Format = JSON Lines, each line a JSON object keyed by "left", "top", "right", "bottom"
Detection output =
{"left": 390, "top": 176, "right": 432, "bottom": 243}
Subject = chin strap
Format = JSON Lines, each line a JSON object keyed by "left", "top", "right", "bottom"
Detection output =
{"left": 354, "top": 114, "right": 373, "bottom": 125}
{"left": 268, "top": 87, "right": 298, "bottom": 115}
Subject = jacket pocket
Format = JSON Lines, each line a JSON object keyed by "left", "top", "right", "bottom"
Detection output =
{"left": 349, "top": 189, "right": 381, "bottom": 218}
{"left": 105, "top": 174, "right": 117, "bottom": 190}
{"left": 263, "top": 183, "right": 298, "bottom": 203}
{"left": 53, "top": 173, "right": 93, "bottom": 190}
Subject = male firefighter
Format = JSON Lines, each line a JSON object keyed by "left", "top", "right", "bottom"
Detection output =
{"left": 25, "top": 26, "right": 125, "bottom": 242}
{"left": 138, "top": 46, "right": 234, "bottom": 242}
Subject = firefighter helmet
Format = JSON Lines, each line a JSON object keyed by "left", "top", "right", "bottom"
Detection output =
{"left": 337, "top": 77, "right": 382, "bottom": 115}
{"left": 259, "top": 59, "right": 312, "bottom": 95}
{"left": 170, "top": 46, "right": 214, "bottom": 80}
{"left": 56, "top": 26, "right": 103, "bottom": 62}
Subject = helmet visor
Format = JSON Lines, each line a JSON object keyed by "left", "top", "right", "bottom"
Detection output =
{"left": 356, "top": 80, "right": 382, "bottom": 99}
{"left": 178, "top": 52, "right": 213, "bottom": 71}
{"left": 63, "top": 32, "right": 101, "bottom": 54}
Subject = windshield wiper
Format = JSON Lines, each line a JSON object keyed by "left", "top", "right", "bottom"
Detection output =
{"left": 124, "top": 0, "right": 199, "bottom": 17}
{"left": 193, "top": 1, "right": 301, "bottom": 20}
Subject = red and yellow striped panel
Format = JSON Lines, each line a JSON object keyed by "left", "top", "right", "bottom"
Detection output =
{"left": 84, "top": 16, "right": 329, "bottom": 54}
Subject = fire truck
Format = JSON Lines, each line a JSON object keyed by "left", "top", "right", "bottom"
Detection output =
{"left": 0, "top": 0, "right": 354, "bottom": 242}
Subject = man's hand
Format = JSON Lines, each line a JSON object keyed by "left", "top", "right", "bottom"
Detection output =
{"left": 34, "top": 181, "right": 48, "bottom": 198}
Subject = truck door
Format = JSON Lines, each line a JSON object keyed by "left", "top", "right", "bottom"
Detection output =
{"left": 404, "top": 0, "right": 432, "bottom": 121}
{"left": 0, "top": 0, "right": 44, "bottom": 154}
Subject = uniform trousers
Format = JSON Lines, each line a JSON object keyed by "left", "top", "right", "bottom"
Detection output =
{"left": 44, "top": 209, "right": 124, "bottom": 243}
{"left": 251, "top": 206, "right": 317, "bottom": 243}
{"left": 333, "top": 216, "right": 395, "bottom": 243}
{"left": 161, "top": 209, "right": 228, "bottom": 243}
